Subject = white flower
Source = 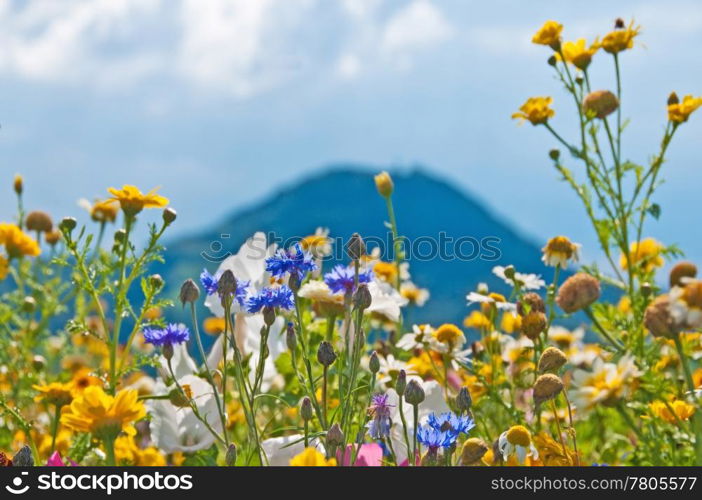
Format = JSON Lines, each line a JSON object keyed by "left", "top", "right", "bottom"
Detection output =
{"left": 493, "top": 265, "right": 545, "bottom": 290}
{"left": 498, "top": 427, "right": 539, "bottom": 464}
{"left": 397, "top": 324, "right": 435, "bottom": 351}
{"left": 206, "top": 313, "right": 286, "bottom": 392}
{"left": 570, "top": 356, "right": 642, "bottom": 413}
{"left": 148, "top": 374, "right": 224, "bottom": 454}
{"left": 261, "top": 434, "right": 324, "bottom": 466}
{"left": 376, "top": 354, "right": 415, "bottom": 387}
{"left": 298, "top": 280, "right": 343, "bottom": 305}
{"left": 466, "top": 292, "right": 517, "bottom": 312}
{"left": 204, "top": 232, "right": 277, "bottom": 317}
{"left": 367, "top": 280, "right": 408, "bottom": 321}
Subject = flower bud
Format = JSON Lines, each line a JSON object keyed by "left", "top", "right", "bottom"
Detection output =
{"left": 460, "top": 438, "right": 488, "bottom": 466}
{"left": 374, "top": 171, "right": 394, "bottom": 198}
{"left": 288, "top": 272, "right": 301, "bottom": 293}
{"left": 45, "top": 230, "right": 61, "bottom": 246}
{"left": 22, "top": 296, "right": 36, "bottom": 313}
{"left": 59, "top": 217, "right": 77, "bottom": 234}
{"left": 404, "top": 379, "right": 425, "bottom": 406}
{"left": 520, "top": 311, "right": 546, "bottom": 340}
{"left": 179, "top": 279, "right": 200, "bottom": 306}
{"left": 225, "top": 444, "right": 237, "bottom": 466}
{"left": 517, "top": 292, "right": 545, "bottom": 316}
{"left": 149, "top": 274, "right": 164, "bottom": 290}
{"left": 556, "top": 272, "right": 600, "bottom": 313}
{"left": 538, "top": 346, "right": 568, "bottom": 373}
{"left": 668, "top": 92, "right": 680, "bottom": 106}
{"left": 162, "top": 343, "right": 174, "bottom": 361}
{"left": 547, "top": 55, "right": 557, "bottom": 66}
{"left": 114, "top": 228, "right": 127, "bottom": 243}
{"left": 533, "top": 373, "right": 564, "bottom": 407}
{"left": 644, "top": 295, "right": 678, "bottom": 339}
{"left": 262, "top": 306, "right": 276, "bottom": 326}
{"left": 369, "top": 351, "right": 380, "bottom": 374}
{"left": 346, "top": 233, "right": 365, "bottom": 261}
{"left": 25, "top": 211, "right": 53, "bottom": 233}
{"left": 300, "top": 396, "right": 313, "bottom": 422}
{"left": 162, "top": 207, "right": 177, "bottom": 226}
{"left": 670, "top": 261, "right": 697, "bottom": 288}
{"left": 582, "top": 90, "right": 619, "bottom": 119}
{"left": 12, "top": 446, "right": 33, "bottom": 467}
{"left": 217, "top": 270, "right": 237, "bottom": 298}
{"left": 317, "top": 341, "right": 337, "bottom": 367}
{"left": 353, "top": 283, "right": 372, "bottom": 311}
{"left": 396, "top": 369, "right": 407, "bottom": 396}
{"left": 326, "top": 423, "right": 345, "bottom": 447}
{"left": 456, "top": 386, "right": 472, "bottom": 412}
{"left": 168, "top": 386, "right": 190, "bottom": 407}
{"left": 549, "top": 149, "right": 560, "bottom": 161}
{"left": 32, "top": 355, "right": 47, "bottom": 372}
{"left": 13, "top": 174, "right": 23, "bottom": 195}
{"left": 286, "top": 322, "right": 297, "bottom": 352}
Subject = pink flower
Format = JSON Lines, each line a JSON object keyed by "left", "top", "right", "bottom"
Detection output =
{"left": 47, "top": 451, "right": 77, "bottom": 467}
{"left": 337, "top": 443, "right": 383, "bottom": 466}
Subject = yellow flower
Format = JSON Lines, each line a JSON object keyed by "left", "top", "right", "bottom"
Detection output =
{"left": 61, "top": 386, "right": 145, "bottom": 440}
{"left": 668, "top": 94, "right": 702, "bottom": 124}
{"left": 433, "top": 323, "right": 465, "bottom": 346}
{"left": 408, "top": 352, "right": 442, "bottom": 378}
{"left": 101, "top": 185, "right": 169, "bottom": 216}
{"left": 601, "top": 20, "right": 640, "bottom": 54}
{"left": 0, "top": 223, "right": 41, "bottom": 258}
{"left": 649, "top": 400, "right": 695, "bottom": 424}
{"left": 533, "top": 432, "right": 576, "bottom": 466}
{"left": 300, "top": 227, "right": 331, "bottom": 258}
{"left": 113, "top": 436, "right": 167, "bottom": 466}
{"left": 203, "top": 316, "right": 226, "bottom": 335}
{"left": 542, "top": 236, "right": 580, "bottom": 268}
{"left": 374, "top": 260, "right": 398, "bottom": 283}
{"left": 70, "top": 368, "right": 103, "bottom": 395}
{"left": 289, "top": 447, "right": 336, "bottom": 466}
{"left": 559, "top": 38, "right": 599, "bottom": 70}
{"left": 501, "top": 312, "right": 522, "bottom": 333}
{"left": 33, "top": 382, "right": 73, "bottom": 407}
{"left": 531, "top": 20, "right": 563, "bottom": 49}
{"left": 400, "top": 281, "right": 430, "bottom": 307}
{"left": 512, "top": 97, "right": 555, "bottom": 125}
{"left": 0, "top": 255, "right": 8, "bottom": 281}
{"left": 620, "top": 237, "right": 664, "bottom": 272}
{"left": 13, "top": 174, "right": 23, "bottom": 195}
{"left": 374, "top": 171, "right": 394, "bottom": 198}
{"left": 571, "top": 356, "right": 641, "bottom": 412}
{"left": 463, "top": 310, "right": 492, "bottom": 330}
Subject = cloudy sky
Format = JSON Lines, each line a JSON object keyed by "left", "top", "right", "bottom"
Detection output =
{"left": 1, "top": 0, "right": 701, "bottom": 267}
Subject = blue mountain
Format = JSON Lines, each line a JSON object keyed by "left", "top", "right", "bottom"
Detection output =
{"left": 153, "top": 167, "right": 553, "bottom": 328}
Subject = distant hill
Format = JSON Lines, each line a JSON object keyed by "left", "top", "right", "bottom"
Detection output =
{"left": 152, "top": 167, "right": 555, "bottom": 329}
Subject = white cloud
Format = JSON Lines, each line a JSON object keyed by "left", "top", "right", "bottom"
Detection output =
{"left": 0, "top": 0, "right": 455, "bottom": 96}
{"left": 380, "top": 0, "right": 453, "bottom": 56}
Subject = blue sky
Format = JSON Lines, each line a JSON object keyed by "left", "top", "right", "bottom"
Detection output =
{"left": 1, "top": 0, "right": 701, "bottom": 269}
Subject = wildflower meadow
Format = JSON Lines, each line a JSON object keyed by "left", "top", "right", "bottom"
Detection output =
{"left": 2, "top": 18, "right": 702, "bottom": 468}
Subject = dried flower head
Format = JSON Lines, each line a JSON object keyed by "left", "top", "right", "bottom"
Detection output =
{"left": 644, "top": 295, "right": 678, "bottom": 338}
{"left": 533, "top": 373, "right": 564, "bottom": 407}
{"left": 460, "top": 438, "right": 489, "bottom": 465}
{"left": 582, "top": 90, "right": 619, "bottom": 119}
{"left": 556, "top": 273, "right": 600, "bottom": 313}
{"left": 669, "top": 261, "right": 697, "bottom": 288}
{"left": 538, "top": 346, "right": 568, "bottom": 373}
{"left": 25, "top": 211, "right": 53, "bottom": 233}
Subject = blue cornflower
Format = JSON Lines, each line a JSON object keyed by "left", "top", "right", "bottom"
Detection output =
{"left": 366, "top": 393, "right": 394, "bottom": 439}
{"left": 200, "top": 268, "right": 218, "bottom": 295}
{"left": 265, "top": 244, "right": 317, "bottom": 280}
{"left": 416, "top": 425, "right": 456, "bottom": 451}
{"left": 427, "top": 412, "right": 476, "bottom": 436}
{"left": 323, "top": 265, "right": 374, "bottom": 294}
{"left": 199, "top": 268, "right": 249, "bottom": 306}
{"left": 246, "top": 285, "right": 295, "bottom": 313}
{"left": 143, "top": 323, "right": 190, "bottom": 347}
